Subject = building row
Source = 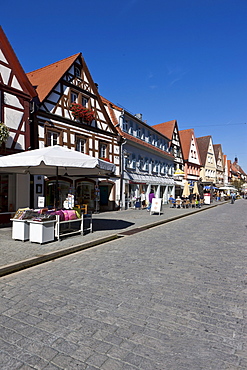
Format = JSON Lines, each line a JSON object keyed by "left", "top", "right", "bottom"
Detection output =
{"left": 0, "top": 27, "right": 246, "bottom": 224}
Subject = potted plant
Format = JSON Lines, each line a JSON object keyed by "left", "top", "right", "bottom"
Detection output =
{"left": 0, "top": 122, "right": 9, "bottom": 145}
{"left": 70, "top": 103, "right": 95, "bottom": 123}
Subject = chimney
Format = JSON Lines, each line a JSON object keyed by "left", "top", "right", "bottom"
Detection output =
{"left": 135, "top": 113, "right": 142, "bottom": 120}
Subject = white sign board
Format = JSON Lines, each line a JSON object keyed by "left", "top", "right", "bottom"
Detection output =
{"left": 150, "top": 198, "right": 162, "bottom": 215}
{"left": 38, "top": 196, "right": 45, "bottom": 208}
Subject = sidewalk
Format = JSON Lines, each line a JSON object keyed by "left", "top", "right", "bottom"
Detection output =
{"left": 0, "top": 201, "right": 225, "bottom": 276}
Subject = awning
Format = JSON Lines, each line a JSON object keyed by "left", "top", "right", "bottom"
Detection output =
{"left": 124, "top": 172, "right": 175, "bottom": 185}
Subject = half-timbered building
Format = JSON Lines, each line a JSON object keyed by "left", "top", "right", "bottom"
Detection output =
{"left": 152, "top": 120, "right": 184, "bottom": 197}
{"left": 179, "top": 129, "right": 201, "bottom": 184}
{"left": 213, "top": 143, "right": 224, "bottom": 187}
{"left": 0, "top": 27, "right": 37, "bottom": 224}
{"left": 196, "top": 135, "right": 216, "bottom": 186}
{"left": 27, "top": 54, "right": 120, "bottom": 211}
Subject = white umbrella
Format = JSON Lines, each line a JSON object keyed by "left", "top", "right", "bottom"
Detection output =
{"left": 0, "top": 145, "right": 115, "bottom": 176}
{"left": 0, "top": 145, "right": 116, "bottom": 208}
{"left": 182, "top": 181, "right": 190, "bottom": 198}
{"left": 192, "top": 182, "right": 199, "bottom": 195}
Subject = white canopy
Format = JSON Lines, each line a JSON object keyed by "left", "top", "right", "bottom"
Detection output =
{"left": 219, "top": 186, "right": 237, "bottom": 192}
{"left": 0, "top": 145, "right": 116, "bottom": 176}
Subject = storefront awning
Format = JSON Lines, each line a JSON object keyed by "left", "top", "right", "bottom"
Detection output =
{"left": 124, "top": 172, "right": 175, "bottom": 185}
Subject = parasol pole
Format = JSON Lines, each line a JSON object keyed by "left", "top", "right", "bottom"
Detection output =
{"left": 55, "top": 166, "right": 59, "bottom": 209}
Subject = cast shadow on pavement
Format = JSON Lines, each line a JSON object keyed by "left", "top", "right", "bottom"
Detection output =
{"left": 91, "top": 218, "right": 135, "bottom": 232}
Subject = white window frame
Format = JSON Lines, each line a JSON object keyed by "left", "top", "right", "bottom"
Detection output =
{"left": 47, "top": 131, "right": 59, "bottom": 146}
{"left": 76, "top": 137, "right": 86, "bottom": 153}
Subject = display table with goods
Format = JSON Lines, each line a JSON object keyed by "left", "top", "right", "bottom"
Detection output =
{"left": 10, "top": 207, "right": 92, "bottom": 244}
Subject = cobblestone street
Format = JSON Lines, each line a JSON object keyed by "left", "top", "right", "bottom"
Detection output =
{"left": 0, "top": 200, "right": 247, "bottom": 369}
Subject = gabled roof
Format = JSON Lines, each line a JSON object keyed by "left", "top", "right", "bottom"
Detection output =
{"left": 223, "top": 154, "right": 227, "bottom": 167}
{"left": 179, "top": 129, "right": 195, "bottom": 161}
{"left": 0, "top": 26, "right": 37, "bottom": 98}
{"left": 232, "top": 160, "right": 246, "bottom": 176}
{"left": 213, "top": 144, "right": 222, "bottom": 161}
{"left": 196, "top": 135, "right": 212, "bottom": 166}
{"left": 27, "top": 53, "right": 81, "bottom": 101}
{"left": 152, "top": 120, "right": 176, "bottom": 141}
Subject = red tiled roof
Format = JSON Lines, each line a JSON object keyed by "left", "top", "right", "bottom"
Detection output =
{"left": 152, "top": 120, "right": 176, "bottom": 140}
{"left": 213, "top": 144, "right": 221, "bottom": 160}
{"left": 179, "top": 129, "right": 194, "bottom": 160}
{"left": 27, "top": 53, "right": 81, "bottom": 101}
{"left": 196, "top": 136, "right": 212, "bottom": 166}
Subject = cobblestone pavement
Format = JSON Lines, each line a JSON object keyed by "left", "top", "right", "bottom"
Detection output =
{"left": 0, "top": 199, "right": 246, "bottom": 369}
{"left": 0, "top": 202, "right": 219, "bottom": 272}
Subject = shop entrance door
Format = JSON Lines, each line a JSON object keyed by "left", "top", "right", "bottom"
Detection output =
{"left": 100, "top": 186, "right": 109, "bottom": 206}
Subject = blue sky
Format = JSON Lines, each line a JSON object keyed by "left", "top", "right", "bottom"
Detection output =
{"left": 2, "top": 0, "right": 247, "bottom": 171}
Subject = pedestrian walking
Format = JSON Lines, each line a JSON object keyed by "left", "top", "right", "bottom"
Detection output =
{"left": 230, "top": 191, "right": 236, "bottom": 204}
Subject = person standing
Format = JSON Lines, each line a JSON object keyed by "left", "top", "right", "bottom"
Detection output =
{"left": 140, "top": 191, "right": 146, "bottom": 209}
{"left": 147, "top": 189, "right": 155, "bottom": 210}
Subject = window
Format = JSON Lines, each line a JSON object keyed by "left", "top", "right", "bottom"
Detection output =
{"left": 75, "top": 67, "right": 81, "bottom": 78}
{"left": 152, "top": 161, "right": 159, "bottom": 173}
{"left": 0, "top": 174, "right": 8, "bottom": 212}
{"left": 144, "top": 158, "right": 149, "bottom": 172}
{"left": 82, "top": 97, "right": 88, "bottom": 107}
{"left": 141, "top": 129, "right": 145, "bottom": 140}
{"left": 136, "top": 126, "right": 141, "bottom": 138}
{"left": 99, "top": 142, "right": 108, "bottom": 159}
{"left": 76, "top": 137, "right": 87, "bottom": 153}
{"left": 131, "top": 154, "right": 136, "bottom": 169}
{"left": 129, "top": 122, "right": 133, "bottom": 135}
{"left": 122, "top": 119, "right": 128, "bottom": 132}
{"left": 47, "top": 130, "right": 59, "bottom": 146}
{"left": 71, "top": 91, "right": 78, "bottom": 103}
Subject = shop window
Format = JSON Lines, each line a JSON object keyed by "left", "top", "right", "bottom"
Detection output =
{"left": 76, "top": 181, "right": 95, "bottom": 210}
{"left": 45, "top": 179, "right": 71, "bottom": 209}
{"left": 0, "top": 174, "right": 8, "bottom": 212}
